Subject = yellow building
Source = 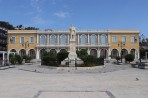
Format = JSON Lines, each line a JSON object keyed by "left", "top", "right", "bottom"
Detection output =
{"left": 7, "top": 30, "right": 37, "bottom": 58}
{"left": 7, "top": 26, "right": 140, "bottom": 60}
{"left": 109, "top": 30, "right": 139, "bottom": 59}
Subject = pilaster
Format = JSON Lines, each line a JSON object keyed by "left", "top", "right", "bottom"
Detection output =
{"left": 47, "top": 34, "right": 49, "bottom": 44}
{"left": 37, "top": 34, "right": 39, "bottom": 44}
{"left": 36, "top": 48, "right": 40, "bottom": 59}
{"left": 88, "top": 34, "right": 90, "bottom": 44}
{"left": 98, "top": 49, "right": 100, "bottom": 58}
{"left": 57, "top": 34, "right": 59, "bottom": 45}
{"left": 78, "top": 34, "right": 79, "bottom": 45}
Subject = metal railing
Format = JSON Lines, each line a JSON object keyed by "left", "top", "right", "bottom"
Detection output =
{"left": 77, "top": 43, "right": 110, "bottom": 47}
{"left": 36, "top": 43, "right": 110, "bottom": 47}
{"left": 36, "top": 43, "right": 70, "bottom": 47}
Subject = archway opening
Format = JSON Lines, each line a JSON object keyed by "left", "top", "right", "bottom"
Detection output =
{"left": 111, "top": 49, "right": 119, "bottom": 59}
{"left": 100, "top": 49, "right": 107, "bottom": 59}
{"left": 60, "top": 49, "right": 67, "bottom": 52}
{"left": 40, "top": 49, "right": 46, "bottom": 59}
{"left": 19, "top": 49, "right": 26, "bottom": 57}
{"left": 121, "top": 49, "right": 128, "bottom": 58}
{"left": 50, "top": 49, "right": 57, "bottom": 54}
{"left": 29, "top": 49, "right": 36, "bottom": 59}
{"left": 10, "top": 49, "right": 16, "bottom": 53}
{"left": 90, "top": 49, "right": 97, "bottom": 57}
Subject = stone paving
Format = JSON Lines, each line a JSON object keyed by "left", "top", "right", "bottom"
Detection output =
{"left": 17, "top": 63, "right": 131, "bottom": 74}
{"left": 0, "top": 63, "right": 148, "bottom": 98}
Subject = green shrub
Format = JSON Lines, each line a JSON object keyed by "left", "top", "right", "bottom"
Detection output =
{"left": 125, "top": 54, "right": 135, "bottom": 63}
{"left": 97, "top": 57, "right": 104, "bottom": 65}
{"left": 22, "top": 55, "right": 33, "bottom": 63}
{"left": 15, "top": 54, "right": 23, "bottom": 64}
{"left": 86, "top": 55, "right": 97, "bottom": 64}
{"left": 76, "top": 55, "right": 104, "bottom": 67}
{"left": 9, "top": 54, "right": 23, "bottom": 65}
{"left": 10, "top": 55, "right": 16, "bottom": 65}
{"left": 57, "top": 51, "right": 69, "bottom": 64}
{"left": 76, "top": 49, "right": 88, "bottom": 62}
{"left": 41, "top": 52, "right": 57, "bottom": 66}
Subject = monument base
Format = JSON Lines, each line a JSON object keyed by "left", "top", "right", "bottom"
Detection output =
{"left": 61, "top": 52, "right": 83, "bottom": 67}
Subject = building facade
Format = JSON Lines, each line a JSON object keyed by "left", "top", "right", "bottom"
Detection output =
{"left": 7, "top": 26, "right": 140, "bottom": 60}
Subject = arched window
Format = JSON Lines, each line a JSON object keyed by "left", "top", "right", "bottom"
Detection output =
{"left": 50, "top": 35, "right": 56, "bottom": 45}
{"left": 91, "top": 34, "right": 96, "bottom": 45}
{"left": 101, "top": 34, "right": 107, "bottom": 44}
{"left": 60, "top": 35, "right": 67, "bottom": 45}
{"left": 80, "top": 34, "right": 87, "bottom": 45}
{"left": 40, "top": 35, "right": 46, "bottom": 44}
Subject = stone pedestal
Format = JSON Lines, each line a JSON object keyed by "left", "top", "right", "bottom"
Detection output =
{"left": 61, "top": 25, "right": 83, "bottom": 67}
{"left": 68, "top": 52, "right": 77, "bottom": 67}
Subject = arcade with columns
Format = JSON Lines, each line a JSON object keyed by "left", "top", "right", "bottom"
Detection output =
{"left": 7, "top": 26, "right": 139, "bottom": 61}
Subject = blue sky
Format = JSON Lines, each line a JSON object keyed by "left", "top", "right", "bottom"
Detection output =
{"left": 0, "top": 0, "right": 148, "bottom": 37}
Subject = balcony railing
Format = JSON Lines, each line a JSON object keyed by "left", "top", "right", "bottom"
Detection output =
{"left": 36, "top": 43, "right": 70, "bottom": 47}
{"left": 77, "top": 43, "right": 110, "bottom": 47}
{"left": 36, "top": 43, "right": 110, "bottom": 48}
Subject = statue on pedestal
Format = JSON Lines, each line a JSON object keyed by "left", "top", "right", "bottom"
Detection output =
{"left": 61, "top": 25, "right": 83, "bottom": 66}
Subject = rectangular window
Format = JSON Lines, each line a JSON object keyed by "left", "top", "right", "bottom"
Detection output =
{"left": 112, "top": 36, "right": 116, "bottom": 43}
{"left": 131, "top": 36, "right": 135, "bottom": 43}
{"left": 30, "top": 36, "right": 34, "bottom": 43}
{"left": 20, "top": 37, "right": 25, "bottom": 43}
{"left": 10, "top": 37, "right": 15, "bottom": 43}
{"left": 122, "top": 36, "right": 126, "bottom": 43}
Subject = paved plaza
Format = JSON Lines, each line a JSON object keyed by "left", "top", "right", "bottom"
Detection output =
{"left": 0, "top": 63, "right": 148, "bottom": 98}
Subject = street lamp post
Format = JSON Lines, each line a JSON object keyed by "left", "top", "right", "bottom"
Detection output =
{"left": 118, "top": 42, "right": 125, "bottom": 63}
{"left": 22, "top": 41, "right": 29, "bottom": 55}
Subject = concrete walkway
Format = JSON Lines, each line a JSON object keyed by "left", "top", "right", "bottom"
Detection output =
{"left": 0, "top": 64, "right": 148, "bottom": 98}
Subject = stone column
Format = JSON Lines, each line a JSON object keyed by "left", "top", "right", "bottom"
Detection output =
{"left": 26, "top": 50, "right": 29, "bottom": 55}
{"left": 67, "top": 34, "right": 69, "bottom": 44}
{"left": 78, "top": 34, "right": 79, "bottom": 45}
{"left": 108, "top": 48, "right": 111, "bottom": 60}
{"left": 7, "top": 51, "right": 9, "bottom": 63}
{"left": 87, "top": 48, "right": 90, "bottom": 55}
{"left": 36, "top": 48, "right": 40, "bottom": 59}
{"left": 108, "top": 33, "right": 110, "bottom": 45}
{"left": 137, "top": 52, "right": 140, "bottom": 59}
{"left": 88, "top": 34, "right": 90, "bottom": 44}
{"left": 118, "top": 49, "right": 121, "bottom": 57}
{"left": 98, "top": 34, "right": 99, "bottom": 44}
{"left": 37, "top": 34, "right": 39, "bottom": 44}
{"left": 57, "top": 34, "right": 59, "bottom": 45}
{"left": 98, "top": 49, "right": 100, "bottom": 58}
{"left": 47, "top": 34, "right": 49, "bottom": 45}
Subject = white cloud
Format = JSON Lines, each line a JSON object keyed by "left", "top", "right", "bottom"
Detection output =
{"left": 54, "top": 11, "right": 69, "bottom": 18}
{"left": 32, "top": 16, "right": 46, "bottom": 25}
{"left": 30, "top": 0, "right": 42, "bottom": 12}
